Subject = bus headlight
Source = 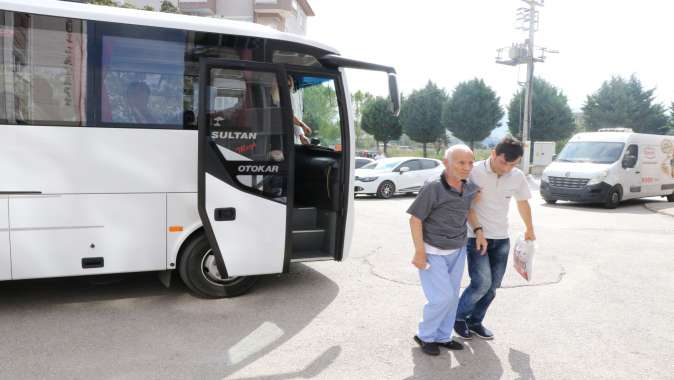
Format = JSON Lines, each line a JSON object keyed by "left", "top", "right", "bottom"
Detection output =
{"left": 587, "top": 170, "right": 608, "bottom": 186}
{"left": 356, "top": 176, "right": 378, "bottom": 182}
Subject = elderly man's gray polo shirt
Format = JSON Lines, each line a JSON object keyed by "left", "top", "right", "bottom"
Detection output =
{"left": 407, "top": 173, "right": 480, "bottom": 250}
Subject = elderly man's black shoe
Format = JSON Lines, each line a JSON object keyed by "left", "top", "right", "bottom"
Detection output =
{"left": 414, "top": 335, "right": 440, "bottom": 356}
{"left": 437, "top": 340, "right": 464, "bottom": 350}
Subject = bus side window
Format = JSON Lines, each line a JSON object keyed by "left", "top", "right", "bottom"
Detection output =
{"left": 0, "top": 12, "right": 86, "bottom": 126}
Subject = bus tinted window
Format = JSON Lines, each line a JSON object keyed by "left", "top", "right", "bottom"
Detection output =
{"left": 0, "top": 12, "right": 86, "bottom": 126}
{"left": 100, "top": 32, "right": 186, "bottom": 127}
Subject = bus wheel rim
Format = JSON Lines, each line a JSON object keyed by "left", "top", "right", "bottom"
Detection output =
{"left": 201, "top": 249, "right": 240, "bottom": 286}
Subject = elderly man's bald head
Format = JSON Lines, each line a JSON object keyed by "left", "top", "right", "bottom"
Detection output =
{"left": 443, "top": 144, "right": 474, "bottom": 181}
{"left": 444, "top": 144, "right": 473, "bottom": 163}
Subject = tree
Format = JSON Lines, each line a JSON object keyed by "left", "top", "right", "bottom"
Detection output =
{"left": 508, "top": 77, "right": 575, "bottom": 142}
{"left": 669, "top": 102, "right": 674, "bottom": 135}
{"left": 400, "top": 81, "right": 448, "bottom": 157}
{"left": 143, "top": 5, "right": 155, "bottom": 11}
{"left": 160, "top": 0, "right": 180, "bottom": 13}
{"left": 582, "top": 75, "right": 669, "bottom": 134}
{"left": 442, "top": 78, "right": 503, "bottom": 149}
{"left": 352, "top": 91, "right": 375, "bottom": 149}
{"left": 88, "top": 0, "right": 123, "bottom": 6}
{"left": 360, "top": 96, "right": 402, "bottom": 154}
{"left": 302, "top": 85, "right": 340, "bottom": 146}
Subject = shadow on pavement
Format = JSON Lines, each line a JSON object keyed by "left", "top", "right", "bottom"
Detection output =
{"left": 0, "top": 263, "right": 339, "bottom": 380}
{"left": 406, "top": 339, "right": 535, "bottom": 380}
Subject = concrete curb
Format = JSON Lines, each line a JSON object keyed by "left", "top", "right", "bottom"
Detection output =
{"left": 643, "top": 202, "right": 674, "bottom": 217}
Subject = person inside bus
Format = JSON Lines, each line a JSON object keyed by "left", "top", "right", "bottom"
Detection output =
{"left": 287, "top": 75, "right": 312, "bottom": 145}
{"left": 125, "top": 81, "right": 157, "bottom": 124}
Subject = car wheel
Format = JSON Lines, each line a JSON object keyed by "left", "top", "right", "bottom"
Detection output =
{"left": 667, "top": 193, "right": 674, "bottom": 202}
{"left": 179, "top": 233, "right": 257, "bottom": 298}
{"left": 544, "top": 198, "right": 557, "bottom": 204}
{"left": 604, "top": 186, "right": 622, "bottom": 209}
{"left": 376, "top": 181, "right": 396, "bottom": 199}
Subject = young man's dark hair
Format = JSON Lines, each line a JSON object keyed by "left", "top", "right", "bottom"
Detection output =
{"left": 495, "top": 136, "right": 524, "bottom": 162}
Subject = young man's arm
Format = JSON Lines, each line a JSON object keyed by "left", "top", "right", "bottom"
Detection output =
{"left": 516, "top": 200, "right": 536, "bottom": 240}
{"left": 467, "top": 192, "right": 488, "bottom": 255}
{"left": 409, "top": 216, "right": 427, "bottom": 269}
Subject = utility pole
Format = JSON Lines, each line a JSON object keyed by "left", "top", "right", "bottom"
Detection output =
{"left": 496, "top": 0, "right": 556, "bottom": 174}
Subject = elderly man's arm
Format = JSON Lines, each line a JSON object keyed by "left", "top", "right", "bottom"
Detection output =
{"left": 467, "top": 192, "right": 487, "bottom": 255}
{"left": 409, "top": 216, "right": 428, "bottom": 269}
{"left": 516, "top": 200, "right": 536, "bottom": 240}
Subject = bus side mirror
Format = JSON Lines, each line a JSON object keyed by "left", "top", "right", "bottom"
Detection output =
{"left": 388, "top": 73, "right": 400, "bottom": 116}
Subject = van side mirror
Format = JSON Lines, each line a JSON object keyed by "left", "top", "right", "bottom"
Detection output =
{"left": 399, "top": 166, "right": 410, "bottom": 174}
{"left": 310, "top": 138, "right": 321, "bottom": 145}
{"left": 552, "top": 154, "right": 557, "bottom": 161}
{"left": 622, "top": 155, "right": 637, "bottom": 168}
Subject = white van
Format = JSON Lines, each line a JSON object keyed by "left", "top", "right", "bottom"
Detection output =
{"left": 540, "top": 128, "right": 674, "bottom": 208}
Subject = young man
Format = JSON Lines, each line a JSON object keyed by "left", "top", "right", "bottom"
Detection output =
{"left": 407, "top": 145, "right": 486, "bottom": 356}
{"left": 454, "top": 136, "right": 536, "bottom": 340}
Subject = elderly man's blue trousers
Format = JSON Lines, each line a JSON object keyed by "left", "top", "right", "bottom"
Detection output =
{"left": 417, "top": 247, "right": 467, "bottom": 343}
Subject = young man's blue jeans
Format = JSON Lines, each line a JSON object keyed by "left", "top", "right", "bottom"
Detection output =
{"left": 456, "top": 238, "right": 510, "bottom": 326}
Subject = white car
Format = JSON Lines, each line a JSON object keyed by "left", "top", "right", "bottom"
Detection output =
{"left": 354, "top": 157, "right": 444, "bottom": 199}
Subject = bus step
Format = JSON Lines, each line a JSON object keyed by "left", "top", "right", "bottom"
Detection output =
{"left": 290, "top": 251, "right": 333, "bottom": 261}
{"left": 292, "top": 229, "right": 325, "bottom": 252}
{"left": 292, "top": 207, "right": 318, "bottom": 229}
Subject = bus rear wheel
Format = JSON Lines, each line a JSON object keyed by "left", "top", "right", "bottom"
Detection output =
{"left": 178, "top": 233, "right": 257, "bottom": 298}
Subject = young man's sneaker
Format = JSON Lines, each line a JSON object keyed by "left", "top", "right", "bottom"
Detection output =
{"left": 468, "top": 324, "right": 494, "bottom": 340}
{"left": 413, "top": 335, "right": 440, "bottom": 356}
{"left": 453, "top": 320, "right": 472, "bottom": 339}
{"left": 437, "top": 340, "right": 464, "bottom": 350}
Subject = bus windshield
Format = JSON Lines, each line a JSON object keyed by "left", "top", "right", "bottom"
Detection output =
{"left": 557, "top": 142, "right": 625, "bottom": 164}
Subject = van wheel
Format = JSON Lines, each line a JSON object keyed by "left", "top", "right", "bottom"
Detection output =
{"left": 377, "top": 181, "right": 396, "bottom": 199}
{"left": 667, "top": 193, "right": 674, "bottom": 202}
{"left": 604, "top": 186, "right": 622, "bottom": 209}
{"left": 178, "top": 233, "right": 257, "bottom": 298}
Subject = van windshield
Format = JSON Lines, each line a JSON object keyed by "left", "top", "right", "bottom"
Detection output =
{"left": 557, "top": 142, "right": 625, "bottom": 164}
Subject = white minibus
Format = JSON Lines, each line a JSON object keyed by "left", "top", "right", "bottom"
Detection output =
{"left": 0, "top": 0, "right": 399, "bottom": 297}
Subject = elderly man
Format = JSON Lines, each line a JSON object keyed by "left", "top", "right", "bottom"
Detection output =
{"left": 408, "top": 144, "right": 486, "bottom": 356}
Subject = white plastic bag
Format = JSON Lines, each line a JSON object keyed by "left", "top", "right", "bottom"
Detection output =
{"left": 512, "top": 235, "right": 536, "bottom": 281}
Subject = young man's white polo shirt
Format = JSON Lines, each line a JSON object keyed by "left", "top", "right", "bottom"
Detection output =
{"left": 468, "top": 158, "right": 531, "bottom": 239}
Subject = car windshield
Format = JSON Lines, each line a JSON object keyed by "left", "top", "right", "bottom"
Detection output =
{"left": 557, "top": 142, "right": 625, "bottom": 164}
{"left": 361, "top": 159, "right": 404, "bottom": 171}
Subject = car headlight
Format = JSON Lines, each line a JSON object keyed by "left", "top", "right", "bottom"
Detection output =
{"left": 586, "top": 170, "right": 608, "bottom": 186}
{"left": 541, "top": 173, "right": 549, "bottom": 182}
{"left": 356, "top": 176, "right": 378, "bottom": 182}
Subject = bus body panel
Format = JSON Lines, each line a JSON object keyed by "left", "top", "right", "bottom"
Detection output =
{"left": 166, "top": 193, "right": 201, "bottom": 267}
{"left": 0, "top": 197, "right": 10, "bottom": 280}
{"left": 9, "top": 193, "right": 166, "bottom": 280}
{"left": 205, "top": 174, "right": 286, "bottom": 277}
{"left": 0, "top": 125, "right": 197, "bottom": 194}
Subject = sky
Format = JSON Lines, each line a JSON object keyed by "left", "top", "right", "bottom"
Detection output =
{"left": 306, "top": 0, "right": 674, "bottom": 113}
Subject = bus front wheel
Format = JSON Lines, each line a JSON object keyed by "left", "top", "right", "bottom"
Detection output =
{"left": 178, "top": 233, "right": 257, "bottom": 298}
